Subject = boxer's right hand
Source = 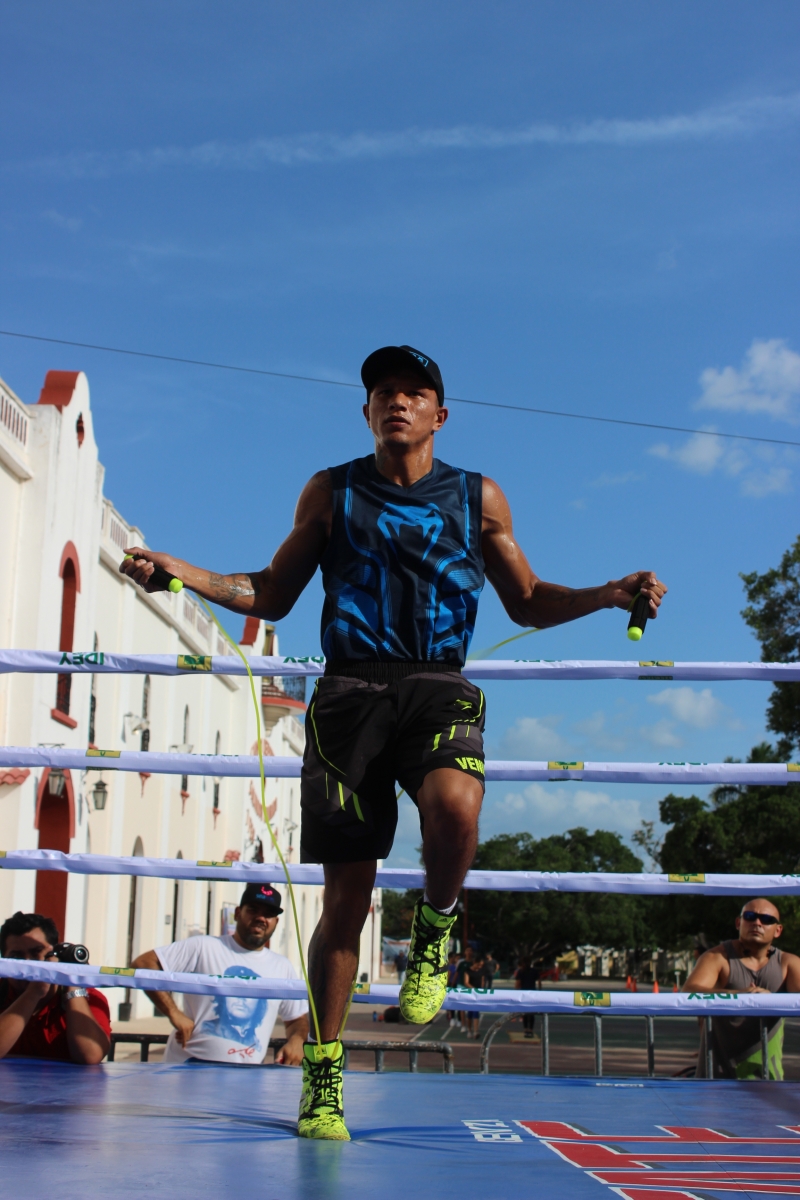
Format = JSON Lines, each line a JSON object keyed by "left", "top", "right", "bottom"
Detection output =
{"left": 120, "top": 548, "right": 181, "bottom": 593}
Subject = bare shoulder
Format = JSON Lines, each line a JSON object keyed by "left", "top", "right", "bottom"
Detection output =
{"left": 481, "top": 476, "right": 512, "bottom": 529}
{"left": 295, "top": 470, "right": 333, "bottom": 521}
{"left": 779, "top": 949, "right": 800, "bottom": 970}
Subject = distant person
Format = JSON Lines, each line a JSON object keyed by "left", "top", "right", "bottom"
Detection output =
{"left": 683, "top": 898, "right": 800, "bottom": 1079}
{"left": 446, "top": 951, "right": 462, "bottom": 1030}
{"left": 0, "top": 911, "right": 110, "bottom": 1064}
{"left": 395, "top": 949, "right": 408, "bottom": 985}
{"left": 463, "top": 953, "right": 489, "bottom": 1039}
{"left": 133, "top": 884, "right": 308, "bottom": 1065}
{"left": 455, "top": 945, "right": 475, "bottom": 1032}
{"left": 514, "top": 957, "right": 541, "bottom": 1038}
{"left": 484, "top": 951, "right": 499, "bottom": 987}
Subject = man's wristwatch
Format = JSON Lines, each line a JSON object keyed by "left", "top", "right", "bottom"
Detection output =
{"left": 62, "top": 987, "right": 89, "bottom": 1006}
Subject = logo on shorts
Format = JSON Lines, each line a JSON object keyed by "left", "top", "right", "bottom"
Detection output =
{"left": 455, "top": 756, "right": 484, "bottom": 775}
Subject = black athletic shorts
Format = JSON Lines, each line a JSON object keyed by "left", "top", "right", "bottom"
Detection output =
{"left": 300, "top": 663, "right": 486, "bottom": 864}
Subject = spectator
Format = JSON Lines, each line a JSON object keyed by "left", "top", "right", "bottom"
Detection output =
{"left": 683, "top": 897, "right": 800, "bottom": 1079}
{"left": 455, "top": 945, "right": 474, "bottom": 1032}
{"left": 0, "top": 911, "right": 110, "bottom": 1064}
{"left": 395, "top": 948, "right": 408, "bottom": 985}
{"left": 446, "top": 951, "right": 462, "bottom": 1030}
{"left": 484, "top": 950, "right": 499, "bottom": 988}
{"left": 463, "top": 953, "right": 489, "bottom": 1039}
{"left": 514, "top": 956, "right": 541, "bottom": 1038}
{"left": 133, "top": 884, "right": 308, "bottom": 1065}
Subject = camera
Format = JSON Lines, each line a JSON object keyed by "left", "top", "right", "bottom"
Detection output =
{"left": 51, "top": 942, "right": 90, "bottom": 964}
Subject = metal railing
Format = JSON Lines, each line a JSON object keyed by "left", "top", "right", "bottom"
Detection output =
{"left": 108, "top": 1033, "right": 454, "bottom": 1073}
{"left": 480, "top": 1013, "right": 774, "bottom": 1080}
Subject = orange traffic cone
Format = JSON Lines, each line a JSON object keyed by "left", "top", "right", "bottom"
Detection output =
{"left": 626, "top": 975, "right": 633, "bottom": 991}
{"left": 653, "top": 979, "right": 660, "bottom": 994}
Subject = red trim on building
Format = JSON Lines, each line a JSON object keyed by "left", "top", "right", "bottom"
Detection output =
{"left": 50, "top": 708, "right": 78, "bottom": 729}
{"left": 240, "top": 616, "right": 260, "bottom": 646}
{"left": 37, "top": 370, "right": 80, "bottom": 411}
{"left": 34, "top": 768, "right": 76, "bottom": 840}
{"left": 0, "top": 769, "right": 31, "bottom": 786}
{"left": 59, "top": 541, "right": 82, "bottom": 592}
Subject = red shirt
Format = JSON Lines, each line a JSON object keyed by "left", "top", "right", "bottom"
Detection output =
{"left": 0, "top": 984, "right": 111, "bottom": 1061}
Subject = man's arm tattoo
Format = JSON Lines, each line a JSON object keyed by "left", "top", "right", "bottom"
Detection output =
{"left": 207, "top": 572, "right": 259, "bottom": 603}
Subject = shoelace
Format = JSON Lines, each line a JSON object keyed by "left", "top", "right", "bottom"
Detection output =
{"left": 304, "top": 1055, "right": 344, "bottom": 1117}
{"left": 408, "top": 910, "right": 449, "bottom": 979}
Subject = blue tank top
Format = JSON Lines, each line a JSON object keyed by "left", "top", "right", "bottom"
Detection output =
{"left": 320, "top": 456, "right": 484, "bottom": 664}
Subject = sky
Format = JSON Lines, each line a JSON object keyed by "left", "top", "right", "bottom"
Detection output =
{"left": 1, "top": 2, "right": 798, "bottom": 868}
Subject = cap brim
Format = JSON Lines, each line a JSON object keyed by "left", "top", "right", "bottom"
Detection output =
{"left": 361, "top": 347, "right": 438, "bottom": 397}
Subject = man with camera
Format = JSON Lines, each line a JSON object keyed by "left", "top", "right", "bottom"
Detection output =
{"left": 0, "top": 911, "right": 111, "bottom": 1063}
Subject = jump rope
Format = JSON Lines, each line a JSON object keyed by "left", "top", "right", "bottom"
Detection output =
{"left": 129, "top": 558, "right": 652, "bottom": 1046}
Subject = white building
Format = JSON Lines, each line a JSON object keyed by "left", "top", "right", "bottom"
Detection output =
{"left": 0, "top": 367, "right": 382, "bottom": 1020}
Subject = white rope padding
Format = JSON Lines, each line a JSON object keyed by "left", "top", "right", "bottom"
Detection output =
{"left": 1, "top": 650, "right": 798, "bottom": 681}
{"left": 1, "top": 745, "right": 796, "bottom": 785}
{"left": 1, "top": 959, "right": 798, "bottom": 1015}
{"left": 3, "top": 848, "right": 800, "bottom": 894}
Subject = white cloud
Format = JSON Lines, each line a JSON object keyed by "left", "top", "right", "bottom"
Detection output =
{"left": 649, "top": 429, "right": 795, "bottom": 497}
{"left": 647, "top": 686, "right": 726, "bottom": 729}
{"left": 487, "top": 782, "right": 644, "bottom": 835}
{"left": 10, "top": 93, "right": 800, "bottom": 178}
{"left": 697, "top": 339, "right": 800, "bottom": 423}
{"left": 638, "top": 718, "right": 682, "bottom": 748}
{"left": 571, "top": 710, "right": 628, "bottom": 753}
{"left": 42, "top": 209, "right": 82, "bottom": 232}
{"left": 496, "top": 715, "right": 573, "bottom": 760}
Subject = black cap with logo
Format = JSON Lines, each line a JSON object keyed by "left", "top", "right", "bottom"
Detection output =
{"left": 361, "top": 345, "right": 445, "bottom": 406}
{"left": 240, "top": 883, "right": 283, "bottom": 914}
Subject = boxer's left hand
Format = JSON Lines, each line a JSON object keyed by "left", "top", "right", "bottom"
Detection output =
{"left": 605, "top": 571, "right": 668, "bottom": 618}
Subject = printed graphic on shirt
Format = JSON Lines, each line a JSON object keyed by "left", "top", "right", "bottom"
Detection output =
{"left": 196, "top": 964, "right": 268, "bottom": 1055}
{"left": 320, "top": 457, "right": 484, "bottom": 664}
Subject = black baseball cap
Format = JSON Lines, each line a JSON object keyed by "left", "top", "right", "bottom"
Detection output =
{"left": 240, "top": 883, "right": 283, "bottom": 914}
{"left": 361, "top": 345, "right": 445, "bottom": 406}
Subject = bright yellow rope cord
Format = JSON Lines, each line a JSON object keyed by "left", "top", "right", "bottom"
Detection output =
{"left": 197, "top": 599, "right": 323, "bottom": 1047}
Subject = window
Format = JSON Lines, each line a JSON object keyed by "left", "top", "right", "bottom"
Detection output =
{"left": 213, "top": 732, "right": 221, "bottom": 811}
{"left": 140, "top": 676, "right": 151, "bottom": 752}
{"left": 55, "top": 558, "right": 78, "bottom": 716}
{"left": 88, "top": 634, "right": 98, "bottom": 743}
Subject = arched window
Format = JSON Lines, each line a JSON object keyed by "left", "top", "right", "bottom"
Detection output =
{"left": 180, "top": 705, "right": 190, "bottom": 795}
{"left": 140, "top": 676, "right": 151, "bottom": 752}
{"left": 213, "top": 731, "right": 221, "bottom": 812}
{"left": 88, "top": 633, "right": 98, "bottom": 743}
{"left": 120, "top": 837, "right": 145, "bottom": 1021}
{"left": 172, "top": 851, "right": 183, "bottom": 942}
{"left": 54, "top": 556, "right": 78, "bottom": 719}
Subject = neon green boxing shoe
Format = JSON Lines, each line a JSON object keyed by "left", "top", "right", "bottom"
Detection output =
{"left": 298, "top": 1040, "right": 350, "bottom": 1141}
{"left": 399, "top": 899, "right": 457, "bottom": 1024}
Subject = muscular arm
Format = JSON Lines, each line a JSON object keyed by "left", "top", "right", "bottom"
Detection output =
{"left": 782, "top": 953, "right": 800, "bottom": 993}
{"left": 131, "top": 949, "right": 195, "bottom": 1046}
{"left": 682, "top": 949, "right": 730, "bottom": 993}
{"left": 481, "top": 477, "right": 667, "bottom": 629}
{"left": 120, "top": 471, "right": 332, "bottom": 620}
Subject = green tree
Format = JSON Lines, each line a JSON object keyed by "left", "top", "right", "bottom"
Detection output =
{"left": 467, "top": 827, "right": 654, "bottom": 964}
{"left": 642, "top": 537, "right": 800, "bottom": 949}
{"left": 646, "top": 752, "right": 800, "bottom": 949}
{"left": 741, "top": 534, "right": 800, "bottom": 757}
{"left": 380, "top": 888, "right": 421, "bottom": 939}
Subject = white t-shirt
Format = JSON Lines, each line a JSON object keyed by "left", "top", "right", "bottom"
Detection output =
{"left": 155, "top": 934, "right": 308, "bottom": 1065}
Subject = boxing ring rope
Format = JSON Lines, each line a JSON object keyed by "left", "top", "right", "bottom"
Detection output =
{"left": 4, "top": 848, "right": 800, "bottom": 895}
{"left": 2, "top": 650, "right": 798, "bottom": 1044}
{"left": 0, "top": 745, "right": 796, "bottom": 785}
{"left": 2, "top": 650, "right": 799, "bottom": 681}
{"left": 1, "top": 957, "right": 798, "bottom": 1016}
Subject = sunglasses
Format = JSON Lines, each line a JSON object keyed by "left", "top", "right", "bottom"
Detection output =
{"left": 741, "top": 911, "right": 780, "bottom": 926}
